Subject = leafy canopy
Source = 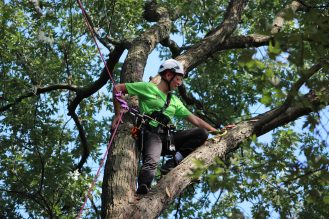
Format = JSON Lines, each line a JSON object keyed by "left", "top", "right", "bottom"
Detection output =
{"left": 1, "top": 0, "right": 329, "bottom": 218}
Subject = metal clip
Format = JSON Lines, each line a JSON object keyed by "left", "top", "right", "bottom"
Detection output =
{"left": 169, "top": 144, "right": 176, "bottom": 152}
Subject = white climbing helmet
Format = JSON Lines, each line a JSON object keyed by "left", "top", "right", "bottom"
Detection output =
{"left": 158, "top": 59, "right": 185, "bottom": 76}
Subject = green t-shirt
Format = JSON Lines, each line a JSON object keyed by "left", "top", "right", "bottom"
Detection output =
{"left": 125, "top": 82, "right": 191, "bottom": 126}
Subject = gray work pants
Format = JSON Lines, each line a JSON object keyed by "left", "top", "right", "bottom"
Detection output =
{"left": 138, "top": 127, "right": 208, "bottom": 188}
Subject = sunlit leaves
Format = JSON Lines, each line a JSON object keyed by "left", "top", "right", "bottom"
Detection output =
{"left": 268, "top": 40, "right": 281, "bottom": 59}
{"left": 0, "top": 0, "right": 107, "bottom": 217}
{"left": 260, "top": 91, "right": 272, "bottom": 106}
{"left": 86, "top": 0, "right": 146, "bottom": 40}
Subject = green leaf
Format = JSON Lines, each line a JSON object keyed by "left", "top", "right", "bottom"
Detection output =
{"left": 260, "top": 92, "right": 272, "bottom": 106}
{"left": 238, "top": 49, "right": 257, "bottom": 64}
{"left": 324, "top": 196, "right": 329, "bottom": 204}
{"left": 268, "top": 40, "right": 281, "bottom": 55}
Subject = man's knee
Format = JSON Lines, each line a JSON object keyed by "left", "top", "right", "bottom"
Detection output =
{"left": 143, "top": 156, "right": 159, "bottom": 170}
{"left": 197, "top": 128, "right": 209, "bottom": 143}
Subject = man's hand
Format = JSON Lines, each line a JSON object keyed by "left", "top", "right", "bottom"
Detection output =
{"left": 209, "top": 124, "right": 235, "bottom": 135}
{"left": 209, "top": 129, "right": 227, "bottom": 135}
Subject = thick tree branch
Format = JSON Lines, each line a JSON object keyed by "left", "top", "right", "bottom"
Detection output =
{"left": 176, "top": 1, "right": 305, "bottom": 74}
{"left": 255, "top": 89, "right": 328, "bottom": 135}
{"left": 219, "top": 34, "right": 271, "bottom": 50}
{"left": 67, "top": 46, "right": 124, "bottom": 115}
{"left": 271, "top": 1, "right": 305, "bottom": 34}
{"left": 160, "top": 37, "right": 181, "bottom": 57}
{"left": 66, "top": 47, "right": 124, "bottom": 170}
{"left": 121, "top": 4, "right": 173, "bottom": 83}
{"left": 143, "top": 0, "right": 162, "bottom": 22}
{"left": 143, "top": 0, "right": 180, "bottom": 22}
{"left": 177, "top": 0, "right": 249, "bottom": 72}
{"left": 178, "top": 0, "right": 306, "bottom": 119}
{"left": 255, "top": 62, "right": 323, "bottom": 130}
{"left": 175, "top": 0, "right": 263, "bottom": 127}
{"left": 0, "top": 84, "right": 78, "bottom": 112}
{"left": 123, "top": 85, "right": 329, "bottom": 219}
{"left": 105, "top": 35, "right": 132, "bottom": 48}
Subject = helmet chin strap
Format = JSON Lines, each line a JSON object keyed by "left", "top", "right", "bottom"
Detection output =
{"left": 161, "top": 75, "right": 175, "bottom": 110}
{"left": 161, "top": 70, "right": 177, "bottom": 92}
{"left": 160, "top": 70, "right": 180, "bottom": 110}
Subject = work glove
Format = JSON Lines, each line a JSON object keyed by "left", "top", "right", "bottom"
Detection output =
{"left": 209, "top": 129, "right": 227, "bottom": 136}
{"left": 209, "top": 124, "right": 236, "bottom": 136}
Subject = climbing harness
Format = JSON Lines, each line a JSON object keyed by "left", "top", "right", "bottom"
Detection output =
{"left": 127, "top": 74, "right": 178, "bottom": 154}
{"left": 129, "top": 108, "right": 177, "bottom": 154}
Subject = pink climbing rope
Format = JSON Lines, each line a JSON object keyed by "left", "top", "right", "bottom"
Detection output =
{"left": 76, "top": 111, "right": 124, "bottom": 219}
{"left": 75, "top": 0, "right": 127, "bottom": 217}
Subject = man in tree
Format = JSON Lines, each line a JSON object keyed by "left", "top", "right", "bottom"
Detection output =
{"left": 112, "top": 59, "right": 218, "bottom": 195}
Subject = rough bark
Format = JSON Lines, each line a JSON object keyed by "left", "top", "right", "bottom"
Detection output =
{"left": 271, "top": 1, "right": 304, "bottom": 34}
{"left": 178, "top": 0, "right": 249, "bottom": 73}
{"left": 101, "top": 113, "right": 139, "bottom": 219}
{"left": 121, "top": 7, "right": 172, "bottom": 83}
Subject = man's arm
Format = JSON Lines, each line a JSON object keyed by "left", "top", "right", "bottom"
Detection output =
{"left": 112, "top": 84, "right": 128, "bottom": 130}
{"left": 113, "top": 84, "right": 128, "bottom": 115}
{"left": 185, "top": 114, "right": 217, "bottom": 132}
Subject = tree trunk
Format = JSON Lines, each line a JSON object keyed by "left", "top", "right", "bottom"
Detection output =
{"left": 101, "top": 1, "right": 249, "bottom": 218}
{"left": 101, "top": 115, "right": 139, "bottom": 218}
{"left": 101, "top": 4, "right": 174, "bottom": 218}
